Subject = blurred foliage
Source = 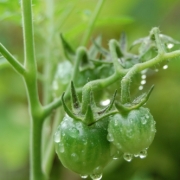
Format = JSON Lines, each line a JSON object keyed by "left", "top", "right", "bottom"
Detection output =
{"left": 1, "top": 0, "right": 180, "bottom": 180}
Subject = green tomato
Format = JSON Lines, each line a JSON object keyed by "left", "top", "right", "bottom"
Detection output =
{"left": 107, "top": 107, "right": 156, "bottom": 161}
{"left": 54, "top": 115, "right": 113, "bottom": 178}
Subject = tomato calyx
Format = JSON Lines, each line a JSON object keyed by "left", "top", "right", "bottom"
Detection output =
{"left": 62, "top": 81, "right": 118, "bottom": 125}
{"left": 115, "top": 85, "right": 154, "bottom": 113}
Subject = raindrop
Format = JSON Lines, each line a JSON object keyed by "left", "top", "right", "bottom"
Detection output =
{"left": 163, "top": 65, "right": 168, "bottom": 70}
{"left": 71, "top": 153, "right": 79, "bottom": 161}
{"left": 123, "top": 153, "right": 133, "bottom": 162}
{"left": 58, "top": 143, "right": 64, "bottom": 153}
{"left": 100, "top": 99, "right": 110, "bottom": 106}
{"left": 141, "top": 80, "right": 146, "bottom": 85}
{"left": 129, "top": 118, "right": 133, "bottom": 123}
{"left": 141, "top": 117, "right": 147, "bottom": 124}
{"left": 54, "top": 131, "right": 61, "bottom": 143}
{"left": 93, "top": 166, "right": 103, "bottom": 174}
{"left": 139, "top": 85, "right": 143, "bottom": 90}
{"left": 82, "top": 139, "right": 88, "bottom": 145}
{"left": 167, "top": 43, "right": 174, "bottom": 49}
{"left": 90, "top": 173, "right": 102, "bottom": 180}
{"left": 80, "top": 175, "right": 88, "bottom": 179}
{"left": 134, "top": 154, "right": 139, "bottom": 158}
{"left": 151, "top": 123, "right": 156, "bottom": 132}
{"left": 139, "top": 149, "right": 147, "bottom": 159}
{"left": 141, "top": 74, "right": 146, "bottom": 79}
{"left": 107, "top": 133, "right": 114, "bottom": 142}
{"left": 141, "top": 69, "right": 147, "bottom": 74}
{"left": 127, "top": 129, "right": 133, "bottom": 137}
{"left": 113, "top": 151, "right": 120, "bottom": 160}
{"left": 116, "top": 143, "right": 122, "bottom": 149}
{"left": 114, "top": 119, "right": 119, "bottom": 126}
{"left": 145, "top": 114, "right": 149, "bottom": 119}
{"left": 69, "top": 128, "right": 79, "bottom": 138}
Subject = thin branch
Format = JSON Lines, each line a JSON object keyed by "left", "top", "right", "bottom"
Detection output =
{"left": 0, "top": 43, "right": 25, "bottom": 75}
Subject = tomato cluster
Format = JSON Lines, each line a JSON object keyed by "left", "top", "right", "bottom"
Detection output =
{"left": 54, "top": 80, "right": 156, "bottom": 180}
{"left": 53, "top": 35, "right": 157, "bottom": 180}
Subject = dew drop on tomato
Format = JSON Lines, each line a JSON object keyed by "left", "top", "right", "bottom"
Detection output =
{"left": 80, "top": 175, "right": 88, "bottom": 179}
{"left": 54, "top": 131, "right": 61, "bottom": 143}
{"left": 90, "top": 173, "right": 102, "bottom": 180}
{"left": 139, "top": 149, "right": 147, "bottom": 159}
{"left": 123, "top": 153, "right": 133, "bottom": 162}
{"left": 58, "top": 143, "right": 64, "bottom": 153}
{"left": 107, "top": 133, "right": 114, "bottom": 142}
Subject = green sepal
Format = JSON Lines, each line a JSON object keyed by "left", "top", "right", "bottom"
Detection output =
{"left": 84, "top": 104, "right": 95, "bottom": 125}
{"left": 92, "top": 39, "right": 109, "bottom": 56}
{"left": 61, "top": 92, "right": 82, "bottom": 121}
{"left": 90, "top": 89, "right": 96, "bottom": 109}
{"left": 79, "top": 49, "right": 94, "bottom": 71}
{"left": 98, "top": 90, "right": 117, "bottom": 115}
{"left": 88, "top": 36, "right": 102, "bottom": 59}
{"left": 115, "top": 85, "right": 154, "bottom": 112}
{"left": 60, "top": 33, "right": 75, "bottom": 60}
{"left": 132, "top": 85, "right": 154, "bottom": 107}
{"left": 71, "top": 81, "right": 81, "bottom": 111}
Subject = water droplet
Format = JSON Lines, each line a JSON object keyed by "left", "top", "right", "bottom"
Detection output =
{"left": 129, "top": 118, "right": 133, "bottom": 123}
{"left": 90, "top": 173, "right": 102, "bottom": 180}
{"left": 141, "top": 117, "right": 147, "bottom": 124}
{"left": 58, "top": 143, "right": 64, "bottom": 153}
{"left": 71, "top": 153, "right": 79, "bottom": 161}
{"left": 141, "top": 80, "right": 146, "bottom": 85}
{"left": 116, "top": 143, "right": 122, "bottom": 149}
{"left": 114, "top": 119, "right": 119, "bottom": 126}
{"left": 163, "top": 65, "right": 168, "bottom": 70}
{"left": 54, "top": 131, "right": 61, "bottom": 143}
{"left": 127, "top": 129, "right": 133, "bottom": 137}
{"left": 141, "top": 74, "right": 146, "bottom": 79}
{"left": 100, "top": 99, "right": 110, "bottom": 106}
{"left": 82, "top": 139, "right": 87, "bottom": 145}
{"left": 145, "top": 114, "right": 149, "bottom": 119}
{"left": 80, "top": 175, "right": 88, "bottom": 179}
{"left": 113, "top": 151, "right": 120, "bottom": 160}
{"left": 167, "top": 43, "right": 174, "bottom": 49}
{"left": 93, "top": 166, "right": 103, "bottom": 174}
{"left": 139, "top": 85, "right": 143, "bottom": 90}
{"left": 151, "top": 123, "right": 156, "bottom": 133}
{"left": 134, "top": 154, "right": 139, "bottom": 157}
{"left": 141, "top": 69, "right": 147, "bottom": 74}
{"left": 123, "top": 153, "right": 133, "bottom": 162}
{"left": 107, "top": 133, "right": 114, "bottom": 142}
{"left": 139, "top": 149, "right": 147, "bottom": 159}
{"left": 69, "top": 128, "right": 79, "bottom": 138}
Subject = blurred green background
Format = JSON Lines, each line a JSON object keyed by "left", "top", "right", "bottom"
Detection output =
{"left": 0, "top": 0, "right": 180, "bottom": 180}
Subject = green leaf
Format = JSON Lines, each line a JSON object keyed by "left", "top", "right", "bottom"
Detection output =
{"left": 60, "top": 34, "right": 75, "bottom": 60}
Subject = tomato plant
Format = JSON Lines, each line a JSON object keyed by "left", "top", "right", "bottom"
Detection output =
{"left": 1, "top": 0, "right": 180, "bottom": 180}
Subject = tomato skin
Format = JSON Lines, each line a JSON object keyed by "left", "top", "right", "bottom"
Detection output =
{"left": 108, "top": 107, "right": 156, "bottom": 154}
{"left": 54, "top": 115, "right": 112, "bottom": 175}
